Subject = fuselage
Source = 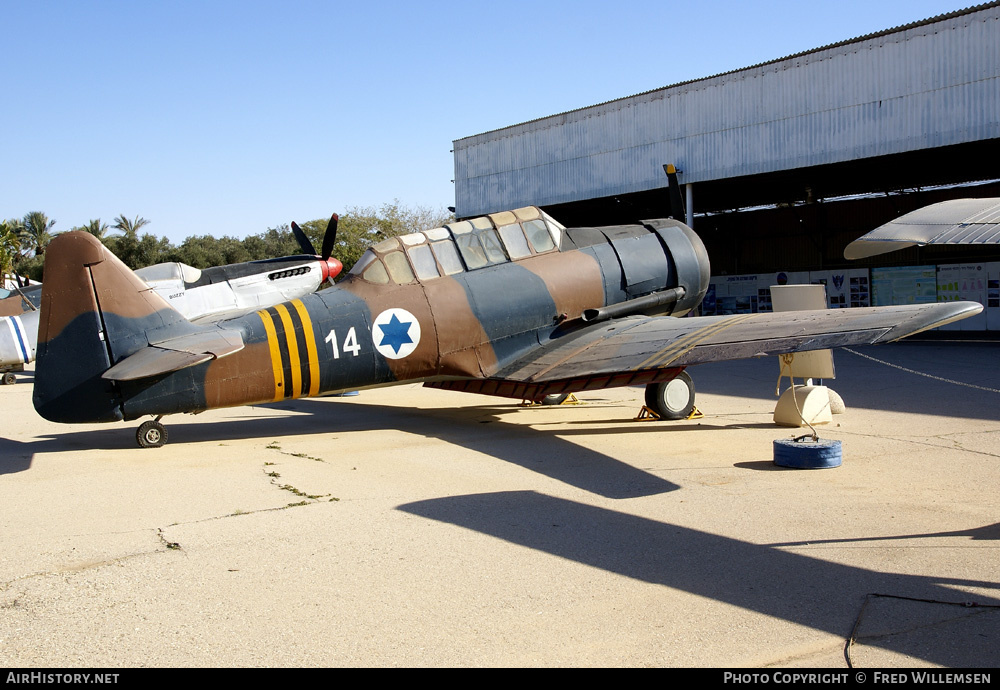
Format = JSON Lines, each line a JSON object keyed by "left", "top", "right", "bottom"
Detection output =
{"left": 32, "top": 209, "right": 710, "bottom": 424}
{"left": 114, "top": 211, "right": 709, "bottom": 421}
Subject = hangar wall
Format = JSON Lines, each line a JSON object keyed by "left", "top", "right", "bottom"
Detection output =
{"left": 452, "top": 3, "right": 1000, "bottom": 219}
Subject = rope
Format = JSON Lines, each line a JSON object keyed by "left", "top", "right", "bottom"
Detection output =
{"left": 777, "top": 353, "right": 818, "bottom": 441}
{"left": 845, "top": 593, "right": 1000, "bottom": 668}
{"left": 843, "top": 348, "right": 1000, "bottom": 394}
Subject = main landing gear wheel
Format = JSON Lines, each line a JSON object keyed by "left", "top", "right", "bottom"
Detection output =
{"left": 137, "top": 419, "right": 168, "bottom": 448}
{"left": 3, "top": 372, "right": 16, "bottom": 385}
{"left": 645, "top": 371, "right": 695, "bottom": 420}
{"left": 541, "top": 393, "right": 569, "bottom": 406}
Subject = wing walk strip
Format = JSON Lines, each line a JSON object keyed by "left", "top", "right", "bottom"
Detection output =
{"left": 257, "top": 299, "right": 320, "bottom": 400}
{"left": 635, "top": 314, "right": 755, "bottom": 370}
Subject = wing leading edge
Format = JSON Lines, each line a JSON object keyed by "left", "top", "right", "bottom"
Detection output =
{"left": 844, "top": 198, "right": 1000, "bottom": 259}
{"left": 426, "top": 301, "right": 981, "bottom": 400}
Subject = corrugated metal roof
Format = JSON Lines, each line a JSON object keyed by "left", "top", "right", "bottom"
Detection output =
{"left": 453, "top": 2, "right": 1000, "bottom": 219}
{"left": 455, "top": 1, "right": 1000, "bottom": 143}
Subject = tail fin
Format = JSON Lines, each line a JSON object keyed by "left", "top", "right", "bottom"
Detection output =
{"left": 33, "top": 232, "right": 195, "bottom": 423}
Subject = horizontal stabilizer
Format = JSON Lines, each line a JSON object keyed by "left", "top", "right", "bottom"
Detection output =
{"left": 103, "top": 329, "right": 244, "bottom": 381}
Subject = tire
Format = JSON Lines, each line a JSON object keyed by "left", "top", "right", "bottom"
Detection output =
{"left": 644, "top": 372, "right": 695, "bottom": 420}
{"left": 3, "top": 372, "right": 16, "bottom": 385}
{"left": 773, "top": 438, "right": 842, "bottom": 469}
{"left": 137, "top": 420, "right": 168, "bottom": 448}
{"left": 540, "top": 394, "right": 569, "bottom": 406}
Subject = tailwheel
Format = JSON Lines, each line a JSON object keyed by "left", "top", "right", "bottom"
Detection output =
{"left": 136, "top": 418, "right": 168, "bottom": 448}
{"left": 644, "top": 371, "right": 696, "bottom": 420}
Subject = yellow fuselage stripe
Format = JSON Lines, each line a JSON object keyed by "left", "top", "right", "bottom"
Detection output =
{"left": 274, "top": 304, "right": 302, "bottom": 398}
{"left": 291, "top": 299, "right": 320, "bottom": 397}
{"left": 258, "top": 310, "right": 285, "bottom": 401}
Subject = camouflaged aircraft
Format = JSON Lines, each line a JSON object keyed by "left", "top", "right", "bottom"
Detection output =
{"left": 32, "top": 206, "right": 982, "bottom": 447}
{"left": 0, "top": 216, "right": 342, "bottom": 384}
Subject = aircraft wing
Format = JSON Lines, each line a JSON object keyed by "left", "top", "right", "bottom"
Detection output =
{"left": 844, "top": 198, "right": 1000, "bottom": 259}
{"left": 492, "top": 301, "right": 980, "bottom": 385}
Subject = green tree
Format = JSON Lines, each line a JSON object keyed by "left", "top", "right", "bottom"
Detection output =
{"left": 241, "top": 225, "right": 301, "bottom": 261}
{"left": 0, "top": 220, "right": 22, "bottom": 285}
{"left": 3, "top": 200, "right": 450, "bottom": 278}
{"left": 305, "top": 201, "right": 453, "bottom": 274}
{"left": 72, "top": 219, "right": 116, "bottom": 240}
{"left": 112, "top": 214, "right": 151, "bottom": 240}
{"left": 169, "top": 235, "right": 251, "bottom": 269}
{"left": 104, "top": 233, "right": 171, "bottom": 270}
{"left": 21, "top": 211, "right": 56, "bottom": 256}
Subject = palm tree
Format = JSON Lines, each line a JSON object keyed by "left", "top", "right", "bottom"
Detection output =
{"left": 112, "top": 214, "right": 150, "bottom": 240}
{"left": 0, "top": 220, "right": 22, "bottom": 284}
{"left": 21, "top": 211, "right": 56, "bottom": 256}
{"left": 73, "top": 219, "right": 115, "bottom": 240}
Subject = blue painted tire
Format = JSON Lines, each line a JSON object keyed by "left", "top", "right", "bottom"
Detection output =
{"left": 773, "top": 438, "right": 842, "bottom": 469}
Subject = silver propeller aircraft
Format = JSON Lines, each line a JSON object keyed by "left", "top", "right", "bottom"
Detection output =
{"left": 0, "top": 216, "right": 342, "bottom": 383}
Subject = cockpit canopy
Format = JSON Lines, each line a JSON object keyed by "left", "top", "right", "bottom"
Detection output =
{"left": 349, "top": 206, "right": 565, "bottom": 285}
{"left": 134, "top": 261, "right": 203, "bottom": 286}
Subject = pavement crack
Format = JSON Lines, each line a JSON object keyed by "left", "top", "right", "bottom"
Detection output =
{"left": 262, "top": 443, "right": 340, "bottom": 506}
{"left": 836, "top": 428, "right": 1000, "bottom": 460}
{"left": 157, "top": 528, "right": 183, "bottom": 552}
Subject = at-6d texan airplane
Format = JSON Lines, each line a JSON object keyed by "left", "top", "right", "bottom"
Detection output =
{"left": 32, "top": 206, "right": 980, "bottom": 447}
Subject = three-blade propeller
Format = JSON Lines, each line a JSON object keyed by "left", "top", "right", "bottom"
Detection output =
{"left": 291, "top": 213, "right": 342, "bottom": 283}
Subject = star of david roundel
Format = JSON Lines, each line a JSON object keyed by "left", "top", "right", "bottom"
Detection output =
{"left": 372, "top": 308, "right": 421, "bottom": 360}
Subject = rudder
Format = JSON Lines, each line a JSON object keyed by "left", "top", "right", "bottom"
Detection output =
{"left": 33, "top": 232, "right": 193, "bottom": 423}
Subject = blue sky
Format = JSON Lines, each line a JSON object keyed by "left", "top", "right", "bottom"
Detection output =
{"left": 2, "top": 0, "right": 977, "bottom": 244}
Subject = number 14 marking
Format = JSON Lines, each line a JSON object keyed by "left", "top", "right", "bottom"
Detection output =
{"left": 325, "top": 327, "right": 361, "bottom": 359}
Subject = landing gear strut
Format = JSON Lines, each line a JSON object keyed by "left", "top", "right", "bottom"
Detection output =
{"left": 644, "top": 371, "right": 696, "bottom": 420}
{"left": 136, "top": 417, "right": 168, "bottom": 448}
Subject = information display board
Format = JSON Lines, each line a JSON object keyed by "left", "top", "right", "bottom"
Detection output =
{"left": 808, "top": 269, "right": 871, "bottom": 308}
{"left": 871, "top": 265, "right": 937, "bottom": 306}
{"left": 936, "top": 263, "right": 993, "bottom": 330}
{"left": 705, "top": 264, "right": 1000, "bottom": 330}
{"left": 705, "top": 272, "right": 809, "bottom": 315}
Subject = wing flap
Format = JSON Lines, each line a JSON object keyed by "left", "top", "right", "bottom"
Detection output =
{"left": 102, "top": 329, "right": 245, "bottom": 381}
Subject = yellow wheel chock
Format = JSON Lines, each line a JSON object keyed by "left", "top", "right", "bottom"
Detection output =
{"left": 520, "top": 393, "right": 582, "bottom": 407}
{"left": 634, "top": 405, "right": 703, "bottom": 421}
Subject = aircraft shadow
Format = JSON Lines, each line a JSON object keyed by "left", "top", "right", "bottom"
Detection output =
{"left": 399, "top": 490, "right": 1000, "bottom": 667}
{"left": 3, "top": 397, "right": 681, "bottom": 499}
{"left": 692, "top": 342, "right": 1000, "bottom": 423}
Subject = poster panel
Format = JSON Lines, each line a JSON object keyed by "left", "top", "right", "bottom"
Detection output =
{"left": 871, "top": 265, "right": 937, "bottom": 306}
{"left": 808, "top": 269, "right": 871, "bottom": 309}
{"left": 705, "top": 272, "right": 810, "bottom": 315}
{"left": 936, "top": 263, "right": 989, "bottom": 330}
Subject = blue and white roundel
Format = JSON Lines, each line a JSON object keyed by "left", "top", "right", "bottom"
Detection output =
{"left": 372, "top": 308, "right": 421, "bottom": 360}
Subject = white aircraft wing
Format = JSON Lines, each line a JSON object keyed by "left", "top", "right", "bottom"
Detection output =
{"left": 845, "top": 198, "right": 1000, "bottom": 259}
